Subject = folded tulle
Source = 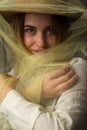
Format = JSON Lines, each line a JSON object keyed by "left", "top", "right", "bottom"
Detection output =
{"left": 0, "top": 0, "right": 87, "bottom": 103}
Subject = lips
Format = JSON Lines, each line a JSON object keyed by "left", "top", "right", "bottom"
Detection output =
{"left": 31, "top": 49, "right": 44, "bottom": 54}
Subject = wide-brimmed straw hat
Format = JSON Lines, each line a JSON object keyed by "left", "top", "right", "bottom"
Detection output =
{"left": 0, "top": 0, "right": 82, "bottom": 22}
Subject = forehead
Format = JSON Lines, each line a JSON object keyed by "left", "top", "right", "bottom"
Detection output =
{"left": 24, "top": 13, "right": 54, "bottom": 25}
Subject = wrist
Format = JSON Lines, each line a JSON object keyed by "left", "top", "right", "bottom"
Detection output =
{"left": 0, "top": 86, "right": 14, "bottom": 102}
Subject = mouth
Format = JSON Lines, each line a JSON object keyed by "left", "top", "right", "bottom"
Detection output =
{"left": 31, "top": 49, "right": 44, "bottom": 54}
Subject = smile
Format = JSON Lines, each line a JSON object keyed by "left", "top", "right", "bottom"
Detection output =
{"left": 31, "top": 49, "right": 44, "bottom": 54}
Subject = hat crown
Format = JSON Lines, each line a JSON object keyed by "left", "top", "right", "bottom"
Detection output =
{"left": 0, "top": 0, "right": 83, "bottom": 21}
{"left": 0, "top": 0, "right": 68, "bottom": 15}
{"left": 1, "top": 0, "right": 60, "bottom": 5}
{"left": 16, "top": 0, "right": 56, "bottom": 4}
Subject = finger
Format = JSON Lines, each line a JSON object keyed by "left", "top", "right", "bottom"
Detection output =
{"left": 9, "top": 75, "right": 20, "bottom": 84}
{"left": 4, "top": 73, "right": 20, "bottom": 79}
{"left": 55, "top": 74, "right": 78, "bottom": 95}
{"left": 0, "top": 73, "right": 20, "bottom": 79}
{"left": 0, "top": 73, "right": 20, "bottom": 87}
{"left": 51, "top": 69, "right": 75, "bottom": 87}
{"left": 46, "top": 65, "right": 71, "bottom": 80}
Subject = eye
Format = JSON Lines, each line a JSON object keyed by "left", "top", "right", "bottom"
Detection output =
{"left": 24, "top": 26, "right": 36, "bottom": 34}
{"left": 45, "top": 26, "right": 55, "bottom": 35}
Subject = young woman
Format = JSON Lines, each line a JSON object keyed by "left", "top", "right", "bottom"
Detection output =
{"left": 0, "top": 0, "right": 87, "bottom": 130}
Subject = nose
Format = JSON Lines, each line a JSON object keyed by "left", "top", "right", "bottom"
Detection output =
{"left": 36, "top": 32, "right": 45, "bottom": 48}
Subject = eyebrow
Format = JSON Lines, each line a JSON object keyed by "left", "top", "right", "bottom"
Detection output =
{"left": 24, "top": 25, "right": 36, "bottom": 29}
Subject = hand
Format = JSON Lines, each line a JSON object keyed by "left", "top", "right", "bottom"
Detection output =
{"left": 41, "top": 65, "right": 78, "bottom": 100}
{"left": 0, "top": 73, "right": 19, "bottom": 101}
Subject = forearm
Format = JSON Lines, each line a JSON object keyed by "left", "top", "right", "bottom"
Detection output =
{"left": 1, "top": 86, "right": 87, "bottom": 130}
{"left": 1, "top": 82, "right": 87, "bottom": 130}
{"left": 1, "top": 58, "right": 87, "bottom": 130}
{"left": 1, "top": 90, "right": 42, "bottom": 130}
{"left": 0, "top": 90, "right": 73, "bottom": 130}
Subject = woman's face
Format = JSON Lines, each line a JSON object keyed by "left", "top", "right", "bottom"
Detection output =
{"left": 23, "top": 13, "right": 59, "bottom": 54}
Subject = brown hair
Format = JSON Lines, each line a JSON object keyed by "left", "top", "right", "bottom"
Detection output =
{"left": 12, "top": 13, "right": 70, "bottom": 45}
{"left": 12, "top": 13, "right": 25, "bottom": 44}
{"left": 52, "top": 15, "right": 70, "bottom": 42}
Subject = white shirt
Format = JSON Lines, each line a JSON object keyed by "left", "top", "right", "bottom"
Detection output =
{"left": 0, "top": 57, "right": 87, "bottom": 130}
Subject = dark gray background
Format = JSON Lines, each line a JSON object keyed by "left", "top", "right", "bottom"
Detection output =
{"left": 81, "top": 0, "right": 87, "bottom": 6}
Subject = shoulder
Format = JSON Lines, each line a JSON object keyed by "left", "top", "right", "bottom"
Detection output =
{"left": 70, "top": 57, "right": 87, "bottom": 66}
{"left": 69, "top": 57, "right": 87, "bottom": 79}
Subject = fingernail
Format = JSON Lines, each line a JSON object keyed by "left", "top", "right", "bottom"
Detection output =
{"left": 16, "top": 75, "right": 20, "bottom": 79}
{"left": 63, "top": 65, "right": 70, "bottom": 73}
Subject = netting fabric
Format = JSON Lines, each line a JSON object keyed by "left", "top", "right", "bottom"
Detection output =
{"left": 0, "top": 0, "right": 87, "bottom": 103}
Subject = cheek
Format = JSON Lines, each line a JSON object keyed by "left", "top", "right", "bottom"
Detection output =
{"left": 48, "top": 36, "right": 58, "bottom": 47}
{"left": 23, "top": 34, "right": 33, "bottom": 48}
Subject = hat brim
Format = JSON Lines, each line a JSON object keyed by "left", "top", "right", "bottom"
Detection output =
{"left": 0, "top": 4, "right": 82, "bottom": 23}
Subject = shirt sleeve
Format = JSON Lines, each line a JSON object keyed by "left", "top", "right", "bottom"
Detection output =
{"left": 0, "top": 58, "right": 87, "bottom": 130}
{"left": 34, "top": 58, "right": 87, "bottom": 130}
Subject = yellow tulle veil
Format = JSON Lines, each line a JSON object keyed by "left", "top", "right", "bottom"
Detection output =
{"left": 0, "top": 0, "right": 87, "bottom": 103}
